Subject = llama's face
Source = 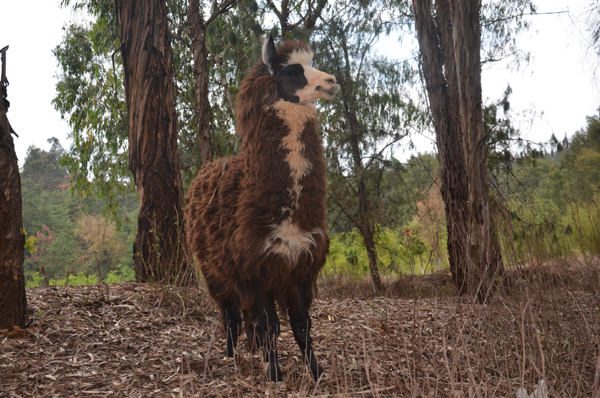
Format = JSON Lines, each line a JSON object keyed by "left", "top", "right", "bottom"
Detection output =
{"left": 263, "top": 36, "right": 339, "bottom": 105}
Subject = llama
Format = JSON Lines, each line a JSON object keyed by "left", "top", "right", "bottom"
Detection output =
{"left": 185, "top": 35, "right": 338, "bottom": 382}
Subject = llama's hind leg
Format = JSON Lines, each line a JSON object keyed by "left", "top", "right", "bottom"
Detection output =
{"left": 203, "top": 273, "right": 241, "bottom": 358}
{"left": 288, "top": 282, "right": 323, "bottom": 381}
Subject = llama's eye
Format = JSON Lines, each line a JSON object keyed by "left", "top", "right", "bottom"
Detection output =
{"left": 289, "top": 70, "right": 299, "bottom": 77}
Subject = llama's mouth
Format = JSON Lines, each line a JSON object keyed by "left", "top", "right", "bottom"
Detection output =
{"left": 316, "top": 84, "right": 339, "bottom": 96}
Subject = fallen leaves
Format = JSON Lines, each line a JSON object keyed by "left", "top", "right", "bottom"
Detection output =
{"left": 1, "top": 325, "right": 27, "bottom": 339}
{"left": 1, "top": 281, "right": 599, "bottom": 397}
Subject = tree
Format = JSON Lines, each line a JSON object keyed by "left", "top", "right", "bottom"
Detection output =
{"left": 20, "top": 138, "right": 68, "bottom": 192}
{"left": 318, "top": 1, "right": 418, "bottom": 293}
{"left": 76, "top": 214, "right": 119, "bottom": 282}
{"left": 267, "top": 0, "right": 328, "bottom": 39}
{"left": 0, "top": 46, "right": 27, "bottom": 329}
{"left": 188, "top": 0, "right": 239, "bottom": 166}
{"left": 28, "top": 225, "right": 56, "bottom": 286}
{"left": 116, "top": 0, "right": 189, "bottom": 282}
{"left": 53, "top": 18, "right": 132, "bottom": 225}
{"left": 411, "top": 0, "right": 539, "bottom": 300}
{"left": 587, "top": 1, "right": 600, "bottom": 79}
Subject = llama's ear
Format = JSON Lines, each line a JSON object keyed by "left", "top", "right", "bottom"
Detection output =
{"left": 262, "top": 35, "right": 276, "bottom": 75}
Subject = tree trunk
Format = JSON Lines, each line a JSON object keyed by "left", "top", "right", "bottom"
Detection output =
{"left": 188, "top": 0, "right": 213, "bottom": 166}
{"left": 412, "top": 0, "right": 503, "bottom": 302}
{"left": 362, "top": 218, "right": 383, "bottom": 294}
{"left": 0, "top": 46, "right": 27, "bottom": 329}
{"left": 451, "top": 0, "right": 503, "bottom": 301}
{"left": 350, "top": 119, "right": 384, "bottom": 294}
{"left": 116, "top": 0, "right": 190, "bottom": 283}
{"left": 337, "top": 31, "right": 384, "bottom": 295}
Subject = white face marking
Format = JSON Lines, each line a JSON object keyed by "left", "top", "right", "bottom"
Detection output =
{"left": 283, "top": 50, "right": 314, "bottom": 68}
{"left": 283, "top": 50, "right": 339, "bottom": 104}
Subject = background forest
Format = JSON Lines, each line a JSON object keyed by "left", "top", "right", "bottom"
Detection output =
{"left": 4, "top": 0, "right": 600, "bottom": 396}
{"left": 22, "top": 113, "right": 600, "bottom": 287}
{"left": 17, "top": 0, "right": 600, "bottom": 290}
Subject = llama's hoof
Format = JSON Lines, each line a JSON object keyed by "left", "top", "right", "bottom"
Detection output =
{"left": 222, "top": 354, "right": 235, "bottom": 362}
{"left": 223, "top": 349, "right": 236, "bottom": 360}
{"left": 264, "top": 362, "right": 283, "bottom": 382}
{"left": 266, "top": 381, "right": 286, "bottom": 390}
{"left": 307, "top": 363, "right": 324, "bottom": 381}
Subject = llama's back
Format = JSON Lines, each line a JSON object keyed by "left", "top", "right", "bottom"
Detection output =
{"left": 185, "top": 156, "right": 245, "bottom": 277}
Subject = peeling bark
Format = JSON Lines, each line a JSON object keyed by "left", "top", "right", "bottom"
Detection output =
{"left": 116, "top": 0, "right": 189, "bottom": 283}
{"left": 413, "top": 0, "right": 503, "bottom": 302}
{"left": 188, "top": 0, "right": 213, "bottom": 166}
{"left": 0, "top": 46, "right": 27, "bottom": 329}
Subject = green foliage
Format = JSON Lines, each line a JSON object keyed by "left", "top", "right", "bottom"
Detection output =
{"left": 42, "top": 1, "right": 600, "bottom": 286}
{"left": 104, "top": 263, "right": 136, "bottom": 284}
{"left": 316, "top": 0, "right": 424, "bottom": 241}
{"left": 493, "top": 111, "right": 600, "bottom": 264}
{"left": 23, "top": 229, "right": 37, "bottom": 253}
{"left": 53, "top": 19, "right": 132, "bottom": 226}
{"left": 26, "top": 272, "right": 98, "bottom": 288}
{"left": 480, "top": 0, "right": 537, "bottom": 68}
{"left": 21, "top": 141, "right": 138, "bottom": 286}
{"left": 55, "top": 0, "right": 267, "bottom": 195}
{"left": 26, "top": 272, "right": 47, "bottom": 288}
{"left": 324, "top": 226, "right": 436, "bottom": 279}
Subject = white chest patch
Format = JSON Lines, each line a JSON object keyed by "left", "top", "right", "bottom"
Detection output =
{"left": 262, "top": 101, "right": 321, "bottom": 266}
{"left": 262, "top": 219, "right": 323, "bottom": 267}
{"left": 272, "top": 100, "right": 316, "bottom": 209}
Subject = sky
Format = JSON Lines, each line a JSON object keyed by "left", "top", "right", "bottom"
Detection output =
{"left": 0, "top": 0, "right": 598, "bottom": 166}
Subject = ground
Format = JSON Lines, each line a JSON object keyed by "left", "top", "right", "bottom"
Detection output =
{"left": 1, "top": 266, "right": 599, "bottom": 397}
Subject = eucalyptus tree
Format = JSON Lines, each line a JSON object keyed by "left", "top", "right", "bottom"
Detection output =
{"left": 586, "top": 1, "right": 600, "bottom": 81}
{"left": 52, "top": 1, "right": 247, "bottom": 284}
{"left": 316, "top": 0, "right": 421, "bottom": 293}
{"left": 411, "top": 0, "right": 536, "bottom": 301}
{"left": 266, "top": 0, "right": 328, "bottom": 39}
{"left": 0, "top": 46, "right": 27, "bottom": 329}
{"left": 188, "top": 0, "right": 240, "bottom": 166}
{"left": 53, "top": 12, "right": 130, "bottom": 225}
{"left": 114, "top": 0, "right": 190, "bottom": 282}
{"left": 55, "top": 0, "right": 190, "bottom": 281}
{"left": 187, "top": 0, "right": 279, "bottom": 170}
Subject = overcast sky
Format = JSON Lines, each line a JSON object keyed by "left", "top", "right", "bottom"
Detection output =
{"left": 1, "top": 0, "right": 598, "bottom": 166}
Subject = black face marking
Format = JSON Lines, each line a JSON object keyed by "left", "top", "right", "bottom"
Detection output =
{"left": 275, "top": 64, "right": 308, "bottom": 103}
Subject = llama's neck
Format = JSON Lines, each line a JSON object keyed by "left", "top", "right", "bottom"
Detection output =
{"left": 242, "top": 99, "right": 320, "bottom": 170}
{"left": 272, "top": 100, "right": 317, "bottom": 179}
{"left": 241, "top": 99, "right": 324, "bottom": 210}
{"left": 255, "top": 101, "right": 326, "bottom": 265}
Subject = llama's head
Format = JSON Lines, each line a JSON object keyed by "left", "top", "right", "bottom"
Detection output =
{"left": 262, "top": 35, "right": 339, "bottom": 105}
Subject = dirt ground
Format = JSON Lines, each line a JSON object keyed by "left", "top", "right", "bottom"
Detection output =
{"left": 1, "top": 270, "right": 599, "bottom": 397}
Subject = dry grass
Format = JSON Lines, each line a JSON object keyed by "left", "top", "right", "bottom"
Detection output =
{"left": 1, "top": 259, "right": 600, "bottom": 397}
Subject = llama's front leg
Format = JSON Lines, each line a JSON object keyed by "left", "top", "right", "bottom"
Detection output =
{"left": 221, "top": 300, "right": 241, "bottom": 358}
{"left": 252, "top": 298, "right": 282, "bottom": 382}
{"left": 289, "top": 283, "right": 323, "bottom": 380}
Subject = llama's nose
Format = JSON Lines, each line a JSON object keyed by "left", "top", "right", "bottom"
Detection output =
{"left": 325, "top": 77, "right": 336, "bottom": 84}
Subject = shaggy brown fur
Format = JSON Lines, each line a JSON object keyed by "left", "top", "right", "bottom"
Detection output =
{"left": 185, "top": 37, "right": 338, "bottom": 382}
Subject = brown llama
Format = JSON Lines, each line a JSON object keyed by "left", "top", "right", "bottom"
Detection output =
{"left": 185, "top": 35, "right": 338, "bottom": 382}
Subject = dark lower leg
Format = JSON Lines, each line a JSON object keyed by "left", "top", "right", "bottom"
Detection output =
{"left": 252, "top": 300, "right": 282, "bottom": 382}
{"left": 289, "top": 284, "right": 322, "bottom": 380}
{"left": 221, "top": 301, "right": 241, "bottom": 358}
{"left": 290, "top": 316, "right": 321, "bottom": 380}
